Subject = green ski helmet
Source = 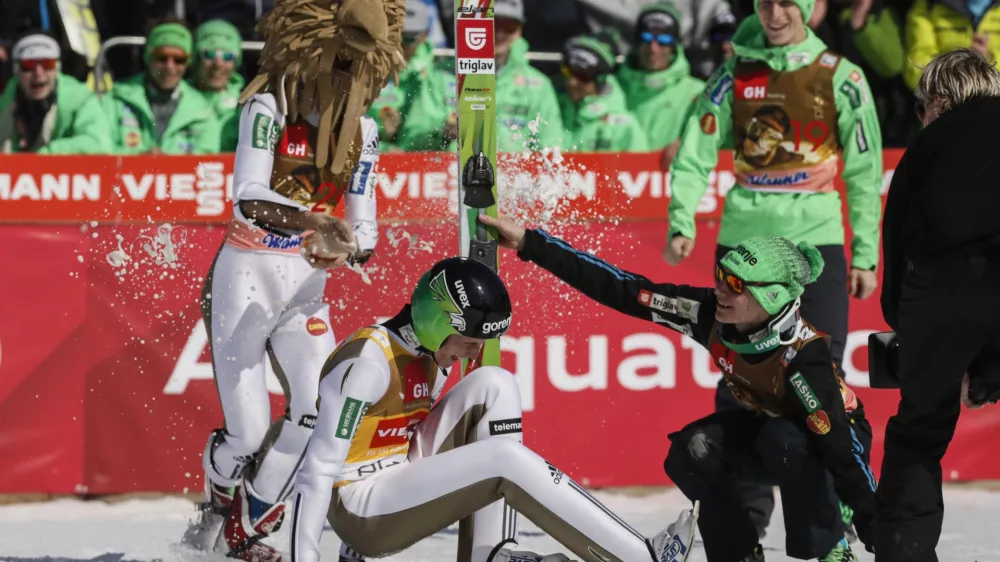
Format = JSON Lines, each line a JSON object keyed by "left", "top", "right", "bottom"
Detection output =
{"left": 410, "top": 257, "right": 513, "bottom": 352}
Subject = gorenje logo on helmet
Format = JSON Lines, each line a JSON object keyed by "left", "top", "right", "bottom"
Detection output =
{"left": 428, "top": 270, "right": 467, "bottom": 332}
{"left": 482, "top": 316, "right": 511, "bottom": 336}
{"left": 735, "top": 245, "right": 758, "bottom": 266}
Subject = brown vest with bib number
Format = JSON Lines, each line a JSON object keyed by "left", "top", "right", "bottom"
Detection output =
{"left": 731, "top": 51, "right": 842, "bottom": 194}
{"left": 270, "top": 120, "right": 363, "bottom": 216}
{"left": 706, "top": 320, "right": 857, "bottom": 417}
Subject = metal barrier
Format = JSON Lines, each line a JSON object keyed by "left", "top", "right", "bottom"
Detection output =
{"left": 93, "top": 36, "right": 571, "bottom": 95}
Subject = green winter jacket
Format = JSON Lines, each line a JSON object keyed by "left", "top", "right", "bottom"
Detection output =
{"left": 368, "top": 41, "right": 452, "bottom": 151}
{"left": 617, "top": 47, "right": 706, "bottom": 150}
{"left": 668, "top": 18, "right": 883, "bottom": 270}
{"left": 195, "top": 73, "right": 245, "bottom": 152}
{"left": 559, "top": 75, "right": 650, "bottom": 152}
{"left": 103, "top": 74, "right": 221, "bottom": 155}
{"left": 0, "top": 73, "right": 112, "bottom": 154}
{"left": 494, "top": 38, "right": 564, "bottom": 151}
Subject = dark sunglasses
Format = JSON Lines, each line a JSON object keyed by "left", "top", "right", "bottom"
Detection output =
{"left": 153, "top": 53, "right": 189, "bottom": 65}
{"left": 19, "top": 58, "right": 57, "bottom": 71}
{"left": 201, "top": 49, "right": 236, "bottom": 62}
{"left": 560, "top": 64, "right": 596, "bottom": 83}
{"left": 640, "top": 31, "right": 674, "bottom": 46}
{"left": 715, "top": 263, "right": 774, "bottom": 295}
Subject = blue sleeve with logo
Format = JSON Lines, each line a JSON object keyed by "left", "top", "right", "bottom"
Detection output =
{"left": 517, "top": 228, "right": 717, "bottom": 344}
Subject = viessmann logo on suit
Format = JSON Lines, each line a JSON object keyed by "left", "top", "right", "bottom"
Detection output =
{"left": 456, "top": 19, "right": 495, "bottom": 75}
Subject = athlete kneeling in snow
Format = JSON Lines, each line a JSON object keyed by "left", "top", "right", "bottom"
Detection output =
{"left": 480, "top": 215, "right": 877, "bottom": 562}
{"left": 289, "top": 257, "right": 699, "bottom": 562}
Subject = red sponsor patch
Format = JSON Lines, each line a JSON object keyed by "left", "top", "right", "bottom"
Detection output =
{"left": 807, "top": 410, "right": 831, "bottom": 435}
{"left": 306, "top": 317, "right": 328, "bottom": 336}
{"left": 456, "top": 18, "right": 495, "bottom": 59}
{"left": 735, "top": 68, "right": 769, "bottom": 100}
{"left": 280, "top": 123, "right": 312, "bottom": 158}
{"left": 369, "top": 417, "right": 409, "bottom": 448}
{"left": 125, "top": 131, "right": 141, "bottom": 149}
{"left": 700, "top": 113, "right": 717, "bottom": 135}
{"left": 403, "top": 363, "right": 430, "bottom": 402}
{"left": 849, "top": 70, "right": 862, "bottom": 84}
{"left": 638, "top": 289, "right": 653, "bottom": 305}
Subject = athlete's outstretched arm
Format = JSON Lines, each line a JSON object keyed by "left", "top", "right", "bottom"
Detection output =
{"left": 291, "top": 356, "right": 390, "bottom": 562}
{"left": 341, "top": 119, "right": 380, "bottom": 265}
{"left": 479, "top": 215, "right": 717, "bottom": 345}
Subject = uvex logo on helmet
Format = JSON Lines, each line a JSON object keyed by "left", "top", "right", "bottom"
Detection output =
{"left": 482, "top": 316, "right": 511, "bottom": 335}
{"left": 735, "top": 245, "right": 758, "bottom": 266}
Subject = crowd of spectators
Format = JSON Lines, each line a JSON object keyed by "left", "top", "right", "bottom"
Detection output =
{"left": 0, "top": 0, "right": 993, "bottom": 155}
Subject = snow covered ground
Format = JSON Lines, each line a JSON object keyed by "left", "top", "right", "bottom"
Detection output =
{"left": 1, "top": 486, "right": 998, "bottom": 562}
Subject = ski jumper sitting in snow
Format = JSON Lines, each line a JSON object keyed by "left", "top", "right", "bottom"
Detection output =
{"left": 290, "top": 257, "right": 699, "bottom": 562}
{"left": 480, "top": 214, "right": 878, "bottom": 562}
{"left": 195, "top": 0, "right": 399, "bottom": 557}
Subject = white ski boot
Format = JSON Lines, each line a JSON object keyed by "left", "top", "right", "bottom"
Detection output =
{"left": 649, "top": 501, "right": 700, "bottom": 562}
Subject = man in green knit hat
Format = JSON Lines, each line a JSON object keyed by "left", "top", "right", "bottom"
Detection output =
{"left": 559, "top": 34, "right": 649, "bottom": 152}
{"left": 480, "top": 212, "right": 878, "bottom": 561}
{"left": 617, "top": 3, "right": 706, "bottom": 167}
{"left": 665, "top": 0, "right": 883, "bottom": 546}
{"left": 103, "top": 20, "right": 220, "bottom": 154}
{"left": 190, "top": 19, "right": 245, "bottom": 151}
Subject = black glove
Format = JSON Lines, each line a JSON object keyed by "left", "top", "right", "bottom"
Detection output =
{"left": 852, "top": 513, "right": 876, "bottom": 554}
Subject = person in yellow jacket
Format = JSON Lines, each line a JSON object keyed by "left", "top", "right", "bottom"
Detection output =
{"left": 904, "top": 0, "right": 1000, "bottom": 90}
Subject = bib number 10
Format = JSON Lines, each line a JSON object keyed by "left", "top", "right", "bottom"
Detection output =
{"left": 790, "top": 120, "right": 829, "bottom": 152}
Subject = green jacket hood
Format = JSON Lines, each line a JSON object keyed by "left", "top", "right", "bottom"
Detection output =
{"left": 731, "top": 15, "right": 829, "bottom": 69}
{"left": 111, "top": 74, "right": 216, "bottom": 129}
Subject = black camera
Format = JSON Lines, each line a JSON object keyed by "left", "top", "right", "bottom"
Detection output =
{"left": 868, "top": 331, "right": 1000, "bottom": 405}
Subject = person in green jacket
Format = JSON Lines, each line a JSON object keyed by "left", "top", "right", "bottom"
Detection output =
{"left": 490, "top": 0, "right": 564, "bottom": 152}
{"left": 103, "top": 21, "right": 221, "bottom": 155}
{"left": 617, "top": 3, "right": 706, "bottom": 166}
{"left": 190, "top": 19, "right": 245, "bottom": 152}
{"left": 366, "top": 0, "right": 453, "bottom": 152}
{"left": 558, "top": 35, "right": 649, "bottom": 153}
{"left": 665, "top": 0, "right": 882, "bottom": 556}
{"left": 0, "top": 33, "right": 112, "bottom": 154}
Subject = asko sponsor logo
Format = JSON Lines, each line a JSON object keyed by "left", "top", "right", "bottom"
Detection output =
{"left": 369, "top": 417, "right": 410, "bottom": 448}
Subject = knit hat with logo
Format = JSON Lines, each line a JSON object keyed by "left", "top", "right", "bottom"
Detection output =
{"left": 719, "top": 236, "right": 824, "bottom": 315}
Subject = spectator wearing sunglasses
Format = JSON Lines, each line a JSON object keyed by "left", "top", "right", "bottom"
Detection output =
{"left": 486, "top": 0, "right": 564, "bottom": 152}
{"left": 0, "top": 32, "right": 111, "bottom": 154}
{"left": 190, "top": 20, "right": 245, "bottom": 152}
{"left": 102, "top": 20, "right": 220, "bottom": 155}
{"left": 666, "top": 0, "right": 883, "bottom": 551}
{"left": 558, "top": 35, "right": 648, "bottom": 152}
{"left": 618, "top": 3, "right": 707, "bottom": 170}
{"left": 365, "top": 1, "right": 453, "bottom": 151}
{"left": 482, "top": 211, "right": 874, "bottom": 562}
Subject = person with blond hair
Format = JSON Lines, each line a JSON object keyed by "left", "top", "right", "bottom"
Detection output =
{"left": 878, "top": 47, "right": 1000, "bottom": 561}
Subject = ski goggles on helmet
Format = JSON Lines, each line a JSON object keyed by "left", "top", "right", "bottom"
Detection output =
{"left": 640, "top": 31, "right": 674, "bottom": 46}
{"left": 561, "top": 64, "right": 597, "bottom": 82}
{"left": 18, "top": 58, "right": 57, "bottom": 72}
{"left": 715, "top": 263, "right": 775, "bottom": 295}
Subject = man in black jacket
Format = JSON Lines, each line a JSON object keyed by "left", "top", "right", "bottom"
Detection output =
{"left": 480, "top": 215, "right": 874, "bottom": 561}
{"left": 877, "top": 47, "right": 1000, "bottom": 562}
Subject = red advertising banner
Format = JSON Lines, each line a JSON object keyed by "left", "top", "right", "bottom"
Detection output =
{"left": 2, "top": 151, "right": 999, "bottom": 495}
{"left": 0, "top": 150, "right": 898, "bottom": 224}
